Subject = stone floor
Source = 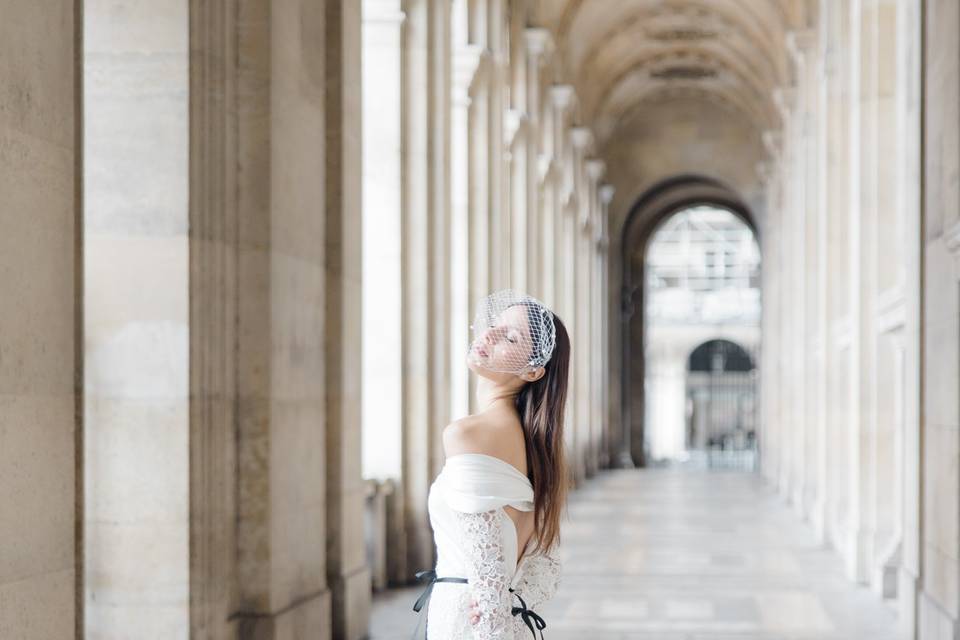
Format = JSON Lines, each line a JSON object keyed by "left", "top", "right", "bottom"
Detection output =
{"left": 370, "top": 468, "right": 906, "bottom": 640}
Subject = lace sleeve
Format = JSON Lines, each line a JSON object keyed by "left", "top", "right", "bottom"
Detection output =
{"left": 510, "top": 549, "right": 561, "bottom": 638}
{"left": 453, "top": 509, "right": 513, "bottom": 639}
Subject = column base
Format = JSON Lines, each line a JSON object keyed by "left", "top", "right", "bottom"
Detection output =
{"left": 331, "top": 565, "right": 372, "bottom": 640}
{"left": 919, "top": 590, "right": 959, "bottom": 640}
{"left": 234, "top": 588, "right": 331, "bottom": 640}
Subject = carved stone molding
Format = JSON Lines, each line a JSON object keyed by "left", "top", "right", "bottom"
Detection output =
{"left": 524, "top": 27, "right": 553, "bottom": 59}
{"left": 570, "top": 126, "right": 594, "bottom": 152}
{"left": 504, "top": 108, "right": 529, "bottom": 148}
{"left": 599, "top": 184, "right": 616, "bottom": 205}
{"left": 452, "top": 44, "right": 488, "bottom": 104}
{"left": 585, "top": 158, "right": 606, "bottom": 183}
{"left": 188, "top": 1, "right": 239, "bottom": 635}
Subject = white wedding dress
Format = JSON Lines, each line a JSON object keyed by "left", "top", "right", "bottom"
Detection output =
{"left": 420, "top": 453, "right": 562, "bottom": 639}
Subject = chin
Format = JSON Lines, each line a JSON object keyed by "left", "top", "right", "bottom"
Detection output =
{"left": 467, "top": 359, "right": 495, "bottom": 380}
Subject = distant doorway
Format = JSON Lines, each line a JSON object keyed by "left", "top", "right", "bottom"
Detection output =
{"left": 642, "top": 205, "right": 760, "bottom": 468}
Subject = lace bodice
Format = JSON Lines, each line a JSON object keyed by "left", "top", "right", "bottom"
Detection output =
{"left": 424, "top": 453, "right": 562, "bottom": 639}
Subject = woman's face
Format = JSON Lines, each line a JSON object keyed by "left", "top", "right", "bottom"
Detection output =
{"left": 468, "top": 303, "right": 537, "bottom": 378}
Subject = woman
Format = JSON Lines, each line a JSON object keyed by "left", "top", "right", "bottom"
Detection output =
{"left": 412, "top": 289, "right": 570, "bottom": 639}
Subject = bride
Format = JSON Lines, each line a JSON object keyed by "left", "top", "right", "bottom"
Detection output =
{"left": 412, "top": 290, "right": 570, "bottom": 639}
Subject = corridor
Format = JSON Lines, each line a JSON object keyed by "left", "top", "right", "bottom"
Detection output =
{"left": 372, "top": 469, "right": 904, "bottom": 640}
{"left": 3, "top": 0, "right": 958, "bottom": 638}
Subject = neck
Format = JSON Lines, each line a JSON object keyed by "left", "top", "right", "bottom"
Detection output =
{"left": 475, "top": 376, "right": 519, "bottom": 412}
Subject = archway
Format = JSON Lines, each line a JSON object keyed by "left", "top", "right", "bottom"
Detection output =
{"left": 617, "top": 178, "right": 761, "bottom": 467}
{"left": 686, "top": 339, "right": 758, "bottom": 470}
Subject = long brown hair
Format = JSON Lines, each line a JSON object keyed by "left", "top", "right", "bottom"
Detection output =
{"left": 516, "top": 312, "right": 571, "bottom": 556}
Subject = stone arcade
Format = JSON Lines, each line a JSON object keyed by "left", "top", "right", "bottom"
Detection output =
{"left": 1, "top": 0, "right": 958, "bottom": 638}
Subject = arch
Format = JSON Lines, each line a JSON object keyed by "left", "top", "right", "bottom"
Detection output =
{"left": 688, "top": 338, "right": 756, "bottom": 372}
{"left": 615, "top": 176, "right": 761, "bottom": 467}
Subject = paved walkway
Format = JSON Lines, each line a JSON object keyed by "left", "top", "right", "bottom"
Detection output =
{"left": 370, "top": 468, "right": 905, "bottom": 640}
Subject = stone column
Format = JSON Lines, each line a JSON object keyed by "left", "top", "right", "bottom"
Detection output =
{"left": 868, "top": 0, "right": 907, "bottom": 601}
{"left": 757, "top": 153, "right": 781, "bottom": 487}
{"left": 851, "top": 0, "right": 880, "bottom": 584}
{"left": 791, "top": 27, "right": 826, "bottom": 537}
{"left": 819, "top": 0, "right": 855, "bottom": 565}
{"left": 467, "top": 4, "right": 492, "bottom": 417}
{"left": 585, "top": 158, "right": 605, "bottom": 474}
{"left": 507, "top": 109, "right": 529, "bottom": 291}
{"left": 325, "top": 2, "right": 371, "bottom": 638}
{"left": 524, "top": 28, "right": 551, "bottom": 300}
{"left": 892, "top": 0, "right": 922, "bottom": 630}
{"left": 84, "top": 0, "right": 190, "bottom": 636}
{"left": 0, "top": 3, "right": 81, "bottom": 638}
{"left": 570, "top": 127, "right": 593, "bottom": 480}
{"left": 450, "top": 0, "right": 485, "bottom": 422}
{"left": 772, "top": 86, "right": 798, "bottom": 503}
{"left": 207, "top": 0, "right": 332, "bottom": 636}
{"left": 598, "top": 184, "right": 615, "bottom": 469}
{"left": 920, "top": 0, "right": 960, "bottom": 635}
{"left": 487, "top": 0, "right": 507, "bottom": 290}
{"left": 400, "top": 0, "right": 451, "bottom": 576}
{"left": 188, "top": 1, "right": 239, "bottom": 635}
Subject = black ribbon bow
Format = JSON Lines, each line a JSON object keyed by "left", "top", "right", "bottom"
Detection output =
{"left": 509, "top": 587, "right": 548, "bottom": 640}
{"left": 410, "top": 570, "right": 469, "bottom": 639}
{"left": 410, "top": 570, "right": 548, "bottom": 639}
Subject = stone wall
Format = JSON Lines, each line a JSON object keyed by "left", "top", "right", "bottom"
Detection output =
{"left": 921, "top": 0, "right": 960, "bottom": 635}
{"left": 0, "top": 2, "right": 81, "bottom": 638}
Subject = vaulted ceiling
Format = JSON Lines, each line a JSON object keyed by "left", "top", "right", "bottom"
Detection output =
{"left": 533, "top": 0, "right": 815, "bottom": 233}
{"left": 534, "top": 0, "right": 810, "bottom": 144}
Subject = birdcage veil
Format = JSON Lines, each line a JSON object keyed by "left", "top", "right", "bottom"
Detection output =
{"left": 468, "top": 289, "right": 557, "bottom": 374}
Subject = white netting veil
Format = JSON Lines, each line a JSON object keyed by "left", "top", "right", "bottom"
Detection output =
{"left": 467, "top": 289, "right": 557, "bottom": 375}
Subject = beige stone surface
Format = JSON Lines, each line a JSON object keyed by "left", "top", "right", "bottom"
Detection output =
{"left": 0, "top": 2, "right": 80, "bottom": 638}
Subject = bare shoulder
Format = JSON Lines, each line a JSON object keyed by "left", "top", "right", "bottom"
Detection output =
{"left": 442, "top": 411, "right": 525, "bottom": 468}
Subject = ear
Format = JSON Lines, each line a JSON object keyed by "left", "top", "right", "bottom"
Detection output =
{"left": 522, "top": 366, "right": 546, "bottom": 383}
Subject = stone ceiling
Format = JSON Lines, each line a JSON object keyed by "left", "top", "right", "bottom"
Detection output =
{"left": 534, "top": 0, "right": 811, "bottom": 145}
{"left": 533, "top": 0, "right": 814, "bottom": 232}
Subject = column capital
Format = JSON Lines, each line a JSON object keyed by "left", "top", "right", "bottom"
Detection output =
{"left": 761, "top": 130, "right": 782, "bottom": 157}
{"left": 504, "top": 108, "right": 528, "bottom": 147}
{"left": 570, "top": 126, "right": 594, "bottom": 152}
{"left": 452, "top": 45, "right": 488, "bottom": 104}
{"left": 599, "top": 184, "right": 615, "bottom": 205}
{"left": 585, "top": 158, "right": 606, "bottom": 182}
{"left": 786, "top": 29, "right": 818, "bottom": 62}
{"left": 524, "top": 27, "right": 553, "bottom": 58}
{"left": 771, "top": 87, "right": 795, "bottom": 121}
{"left": 537, "top": 153, "right": 554, "bottom": 184}
{"left": 550, "top": 84, "right": 576, "bottom": 110}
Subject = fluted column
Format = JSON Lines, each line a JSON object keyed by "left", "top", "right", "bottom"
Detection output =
{"left": 450, "top": 0, "right": 485, "bottom": 421}
{"left": 524, "top": 28, "right": 551, "bottom": 300}
{"left": 228, "top": 0, "right": 334, "bottom": 636}
{"left": 851, "top": 0, "right": 879, "bottom": 583}
{"left": 598, "top": 184, "right": 615, "bottom": 469}
{"left": 584, "top": 158, "right": 606, "bottom": 475}
{"left": 772, "top": 85, "right": 799, "bottom": 503}
{"left": 790, "top": 26, "right": 826, "bottom": 537}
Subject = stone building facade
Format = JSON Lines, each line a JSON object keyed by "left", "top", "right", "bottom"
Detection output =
{"left": 0, "top": 0, "right": 957, "bottom": 639}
